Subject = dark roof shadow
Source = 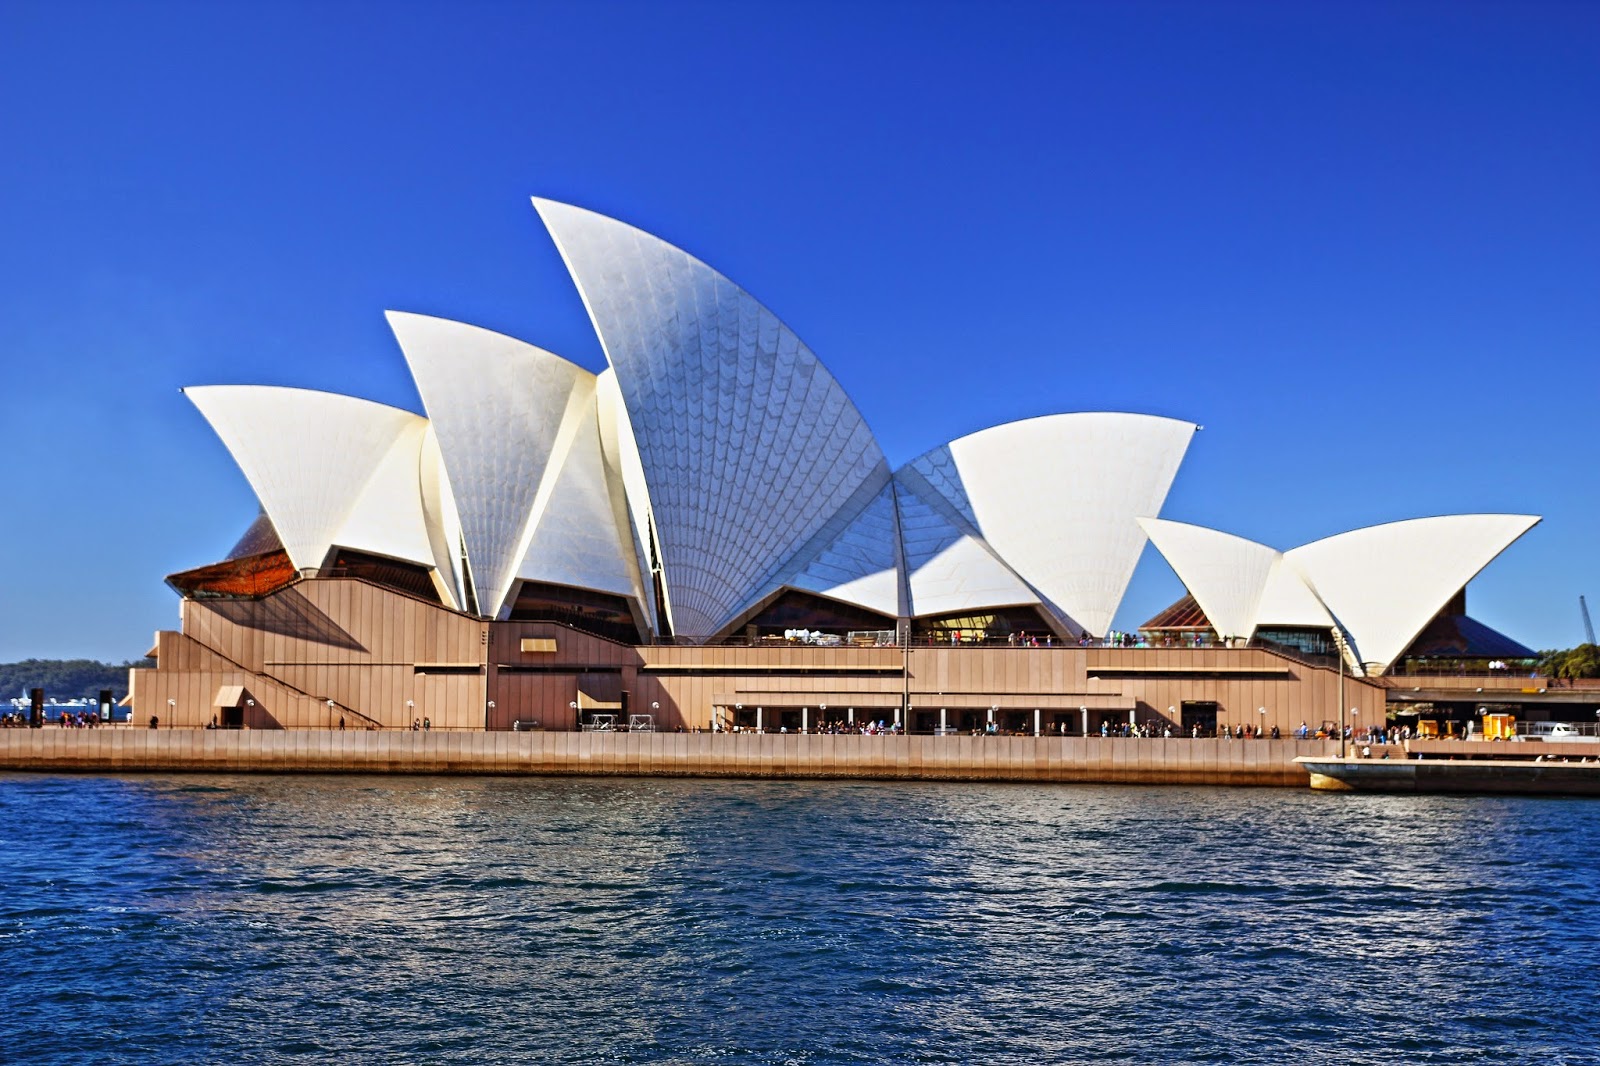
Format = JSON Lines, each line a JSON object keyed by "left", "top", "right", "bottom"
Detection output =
{"left": 201, "top": 586, "right": 368, "bottom": 652}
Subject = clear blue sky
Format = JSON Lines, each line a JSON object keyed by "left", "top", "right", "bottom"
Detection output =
{"left": 1, "top": 0, "right": 1595, "bottom": 662}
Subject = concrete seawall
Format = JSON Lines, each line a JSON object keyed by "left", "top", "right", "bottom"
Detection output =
{"left": 0, "top": 730, "right": 1335, "bottom": 786}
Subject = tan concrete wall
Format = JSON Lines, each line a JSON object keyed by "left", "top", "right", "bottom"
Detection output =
{"left": 131, "top": 578, "right": 1388, "bottom": 738}
{"left": 0, "top": 729, "right": 1335, "bottom": 786}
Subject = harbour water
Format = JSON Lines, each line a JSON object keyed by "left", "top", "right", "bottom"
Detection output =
{"left": 2, "top": 773, "right": 1597, "bottom": 1064}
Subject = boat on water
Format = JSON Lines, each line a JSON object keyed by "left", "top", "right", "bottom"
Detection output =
{"left": 1299, "top": 748, "right": 1600, "bottom": 796}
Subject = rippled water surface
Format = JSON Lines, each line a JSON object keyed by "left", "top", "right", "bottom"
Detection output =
{"left": 3, "top": 773, "right": 1598, "bottom": 1065}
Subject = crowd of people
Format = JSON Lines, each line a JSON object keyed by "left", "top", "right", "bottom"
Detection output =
{"left": 0, "top": 710, "right": 106, "bottom": 728}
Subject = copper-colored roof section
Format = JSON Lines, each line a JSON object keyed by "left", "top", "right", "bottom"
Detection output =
{"left": 1140, "top": 593, "right": 1212, "bottom": 632}
{"left": 166, "top": 549, "right": 297, "bottom": 599}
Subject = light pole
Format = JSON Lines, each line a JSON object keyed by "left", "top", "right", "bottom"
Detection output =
{"left": 406, "top": 699, "right": 414, "bottom": 731}
{"left": 1337, "top": 636, "right": 1346, "bottom": 756}
{"left": 486, "top": 699, "right": 495, "bottom": 731}
{"left": 570, "top": 700, "right": 579, "bottom": 730}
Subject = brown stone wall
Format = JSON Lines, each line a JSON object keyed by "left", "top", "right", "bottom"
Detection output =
{"left": 130, "top": 578, "right": 1387, "bottom": 737}
{"left": 0, "top": 729, "right": 1335, "bottom": 786}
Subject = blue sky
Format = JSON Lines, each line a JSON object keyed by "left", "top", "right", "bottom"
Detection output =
{"left": 1, "top": 0, "right": 1595, "bottom": 661}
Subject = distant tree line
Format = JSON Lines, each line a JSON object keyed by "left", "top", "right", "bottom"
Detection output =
{"left": 1539, "top": 645, "right": 1600, "bottom": 680}
{"left": 0, "top": 658, "right": 153, "bottom": 701}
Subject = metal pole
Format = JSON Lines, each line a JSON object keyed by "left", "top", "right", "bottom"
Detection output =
{"left": 1337, "top": 634, "right": 1346, "bottom": 757}
{"left": 901, "top": 621, "right": 911, "bottom": 725}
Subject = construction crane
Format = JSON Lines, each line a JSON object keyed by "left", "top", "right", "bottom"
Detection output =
{"left": 1583, "top": 595, "right": 1596, "bottom": 646}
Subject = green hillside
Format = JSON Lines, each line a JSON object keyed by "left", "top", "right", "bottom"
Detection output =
{"left": 0, "top": 658, "right": 152, "bottom": 701}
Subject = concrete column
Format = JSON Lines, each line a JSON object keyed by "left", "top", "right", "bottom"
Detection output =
{"left": 940, "top": 707, "right": 947, "bottom": 733}
{"left": 1081, "top": 707, "right": 1089, "bottom": 735}
{"left": 802, "top": 707, "right": 809, "bottom": 734}
{"left": 848, "top": 707, "right": 855, "bottom": 725}
{"left": 893, "top": 708, "right": 901, "bottom": 729}
{"left": 756, "top": 707, "right": 763, "bottom": 733}
{"left": 1129, "top": 709, "right": 1137, "bottom": 728}
{"left": 1034, "top": 709, "right": 1041, "bottom": 737}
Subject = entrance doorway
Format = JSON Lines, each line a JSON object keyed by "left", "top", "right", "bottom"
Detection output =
{"left": 1181, "top": 701, "right": 1218, "bottom": 737}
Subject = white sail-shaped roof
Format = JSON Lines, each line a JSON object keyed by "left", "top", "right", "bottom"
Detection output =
{"left": 1285, "top": 514, "right": 1540, "bottom": 674}
{"left": 1137, "top": 518, "right": 1280, "bottom": 640}
{"left": 534, "top": 197, "right": 891, "bottom": 637}
{"left": 594, "top": 368, "right": 659, "bottom": 630}
{"left": 906, "top": 413, "right": 1196, "bottom": 635}
{"left": 184, "top": 385, "right": 432, "bottom": 573}
{"left": 1256, "top": 557, "right": 1335, "bottom": 629}
{"left": 1143, "top": 513, "right": 1539, "bottom": 674}
{"left": 894, "top": 469, "right": 1039, "bottom": 619}
{"left": 417, "top": 424, "right": 465, "bottom": 611}
{"left": 386, "top": 311, "right": 598, "bottom": 618}
{"left": 512, "top": 388, "right": 644, "bottom": 603}
{"left": 335, "top": 418, "right": 436, "bottom": 569}
{"left": 762, "top": 477, "right": 902, "bottom": 619}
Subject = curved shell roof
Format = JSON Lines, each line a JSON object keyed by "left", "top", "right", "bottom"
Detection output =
{"left": 904, "top": 413, "right": 1197, "bottom": 636}
{"left": 1285, "top": 514, "right": 1540, "bottom": 672}
{"left": 386, "top": 311, "right": 606, "bottom": 617}
{"left": 184, "top": 385, "right": 438, "bottom": 575}
{"left": 1142, "top": 513, "right": 1540, "bottom": 674}
{"left": 533, "top": 197, "right": 891, "bottom": 637}
{"left": 182, "top": 197, "right": 1536, "bottom": 655}
{"left": 1137, "top": 518, "right": 1287, "bottom": 640}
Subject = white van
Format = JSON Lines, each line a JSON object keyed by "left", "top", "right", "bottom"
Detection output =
{"left": 1521, "top": 721, "right": 1597, "bottom": 742}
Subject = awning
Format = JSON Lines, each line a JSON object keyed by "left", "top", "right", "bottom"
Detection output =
{"left": 908, "top": 693, "right": 1135, "bottom": 712}
{"left": 213, "top": 685, "right": 246, "bottom": 708}
{"left": 713, "top": 690, "right": 905, "bottom": 709}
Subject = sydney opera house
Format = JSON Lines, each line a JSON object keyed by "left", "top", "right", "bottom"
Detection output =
{"left": 131, "top": 199, "right": 1545, "bottom": 735}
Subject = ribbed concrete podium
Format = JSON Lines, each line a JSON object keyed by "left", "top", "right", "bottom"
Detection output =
{"left": 0, "top": 730, "right": 1334, "bottom": 787}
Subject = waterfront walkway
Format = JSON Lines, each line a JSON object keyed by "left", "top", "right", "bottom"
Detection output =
{"left": 0, "top": 729, "right": 1335, "bottom": 787}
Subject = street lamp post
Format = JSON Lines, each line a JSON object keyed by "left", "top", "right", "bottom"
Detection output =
{"left": 1337, "top": 638, "right": 1347, "bottom": 757}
